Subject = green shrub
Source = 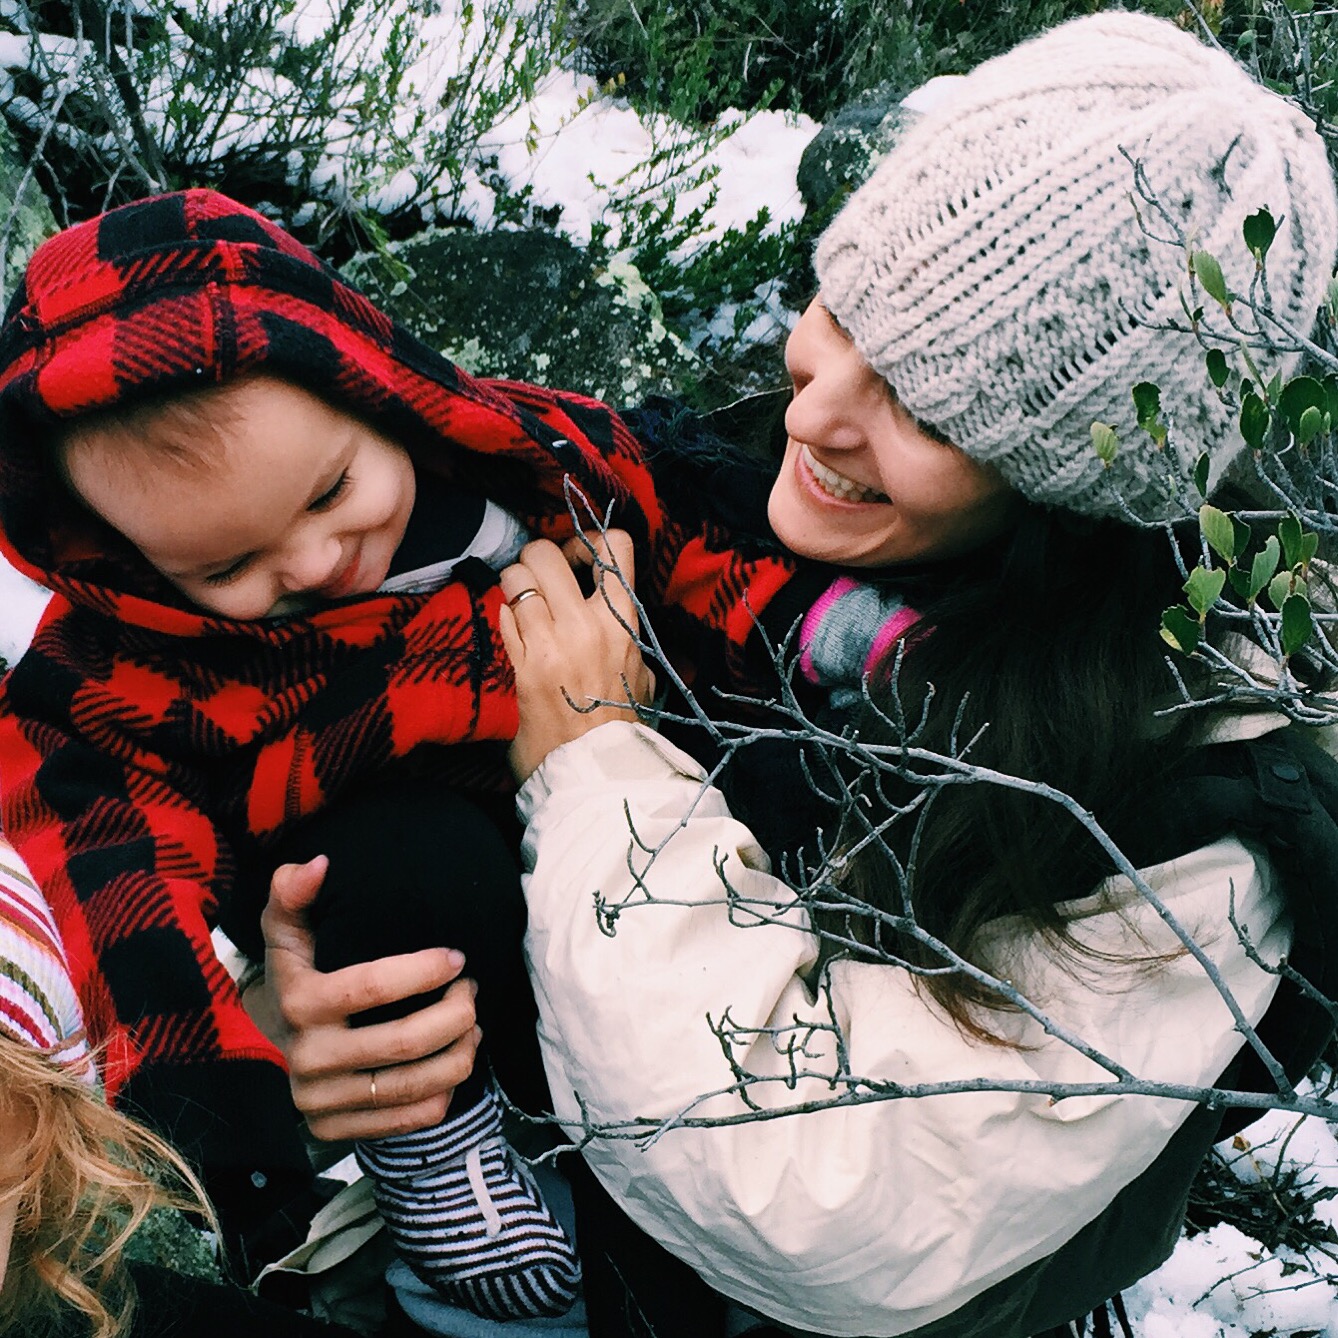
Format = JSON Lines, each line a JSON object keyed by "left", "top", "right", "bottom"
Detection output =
{"left": 567, "top": 0, "right": 1194, "bottom": 123}
{"left": 1, "top": 0, "right": 566, "bottom": 262}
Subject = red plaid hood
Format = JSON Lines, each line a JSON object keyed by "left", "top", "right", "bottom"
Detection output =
{"left": 0, "top": 189, "right": 661, "bottom": 636}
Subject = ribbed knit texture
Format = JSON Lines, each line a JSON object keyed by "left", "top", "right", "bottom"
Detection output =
{"left": 799, "top": 576, "right": 920, "bottom": 709}
{"left": 816, "top": 12, "right": 1338, "bottom": 521}
{"left": 0, "top": 835, "right": 92, "bottom": 1078}
{"left": 356, "top": 1084, "right": 580, "bottom": 1321}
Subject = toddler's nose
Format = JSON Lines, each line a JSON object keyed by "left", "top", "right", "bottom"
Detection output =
{"left": 281, "top": 536, "right": 343, "bottom": 592}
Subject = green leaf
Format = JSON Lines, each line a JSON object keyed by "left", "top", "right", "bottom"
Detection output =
{"left": 1131, "top": 381, "right": 1167, "bottom": 447}
{"left": 1205, "top": 348, "right": 1229, "bottom": 388}
{"left": 1192, "top": 250, "right": 1231, "bottom": 307}
{"left": 1090, "top": 421, "right": 1119, "bottom": 465}
{"left": 1229, "top": 567, "right": 1253, "bottom": 599}
{"left": 1161, "top": 606, "right": 1202, "bottom": 654}
{"left": 1194, "top": 452, "right": 1212, "bottom": 497}
{"left": 1232, "top": 515, "right": 1253, "bottom": 557}
{"left": 1132, "top": 382, "right": 1162, "bottom": 424}
{"left": 1282, "top": 593, "right": 1314, "bottom": 657}
{"left": 1268, "top": 570, "right": 1293, "bottom": 611}
{"left": 1240, "top": 392, "right": 1270, "bottom": 449}
{"left": 1200, "top": 504, "right": 1236, "bottom": 561}
{"left": 1242, "top": 208, "right": 1278, "bottom": 260}
{"left": 1300, "top": 532, "right": 1320, "bottom": 567}
{"left": 1283, "top": 0, "right": 1314, "bottom": 14}
{"left": 1250, "top": 535, "right": 1281, "bottom": 603}
{"left": 1299, "top": 405, "right": 1326, "bottom": 445}
{"left": 1184, "top": 564, "right": 1226, "bottom": 617}
{"left": 1279, "top": 515, "right": 1304, "bottom": 569}
{"left": 1278, "top": 376, "right": 1327, "bottom": 433}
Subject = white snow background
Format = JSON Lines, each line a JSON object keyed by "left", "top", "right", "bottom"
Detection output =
{"left": 3, "top": 2, "right": 1338, "bottom": 1332}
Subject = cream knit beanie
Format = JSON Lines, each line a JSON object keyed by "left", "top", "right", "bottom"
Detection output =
{"left": 815, "top": 12, "right": 1338, "bottom": 521}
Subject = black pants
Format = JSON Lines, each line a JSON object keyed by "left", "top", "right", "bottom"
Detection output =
{"left": 272, "top": 779, "right": 549, "bottom": 1115}
{"left": 121, "top": 1264, "right": 359, "bottom": 1337}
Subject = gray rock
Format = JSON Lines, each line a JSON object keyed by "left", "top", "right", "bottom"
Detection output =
{"left": 797, "top": 82, "right": 920, "bottom": 220}
{"left": 0, "top": 120, "right": 56, "bottom": 304}
{"left": 344, "top": 228, "right": 698, "bottom": 406}
{"left": 124, "top": 1205, "right": 223, "bottom": 1282}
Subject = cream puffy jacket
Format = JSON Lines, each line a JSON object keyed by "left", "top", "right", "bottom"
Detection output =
{"left": 517, "top": 720, "right": 1289, "bottom": 1338}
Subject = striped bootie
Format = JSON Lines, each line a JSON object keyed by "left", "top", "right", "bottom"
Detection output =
{"left": 356, "top": 1083, "right": 580, "bottom": 1320}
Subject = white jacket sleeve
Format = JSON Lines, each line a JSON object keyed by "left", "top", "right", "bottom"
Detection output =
{"left": 517, "top": 722, "right": 1288, "bottom": 1337}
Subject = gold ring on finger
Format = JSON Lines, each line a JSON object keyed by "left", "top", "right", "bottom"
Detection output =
{"left": 369, "top": 1070, "right": 378, "bottom": 1108}
{"left": 507, "top": 587, "right": 546, "bottom": 610}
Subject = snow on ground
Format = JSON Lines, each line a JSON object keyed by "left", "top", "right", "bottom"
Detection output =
{"left": 1125, "top": 1103, "right": 1338, "bottom": 1335}
{"left": 0, "top": 550, "right": 49, "bottom": 668}
{"left": 4, "top": 3, "right": 1338, "bottom": 1332}
{"left": 465, "top": 68, "right": 815, "bottom": 252}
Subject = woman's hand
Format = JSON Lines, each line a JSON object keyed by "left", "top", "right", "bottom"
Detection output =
{"left": 257, "top": 856, "right": 482, "bottom": 1142}
{"left": 500, "top": 531, "right": 655, "bottom": 784}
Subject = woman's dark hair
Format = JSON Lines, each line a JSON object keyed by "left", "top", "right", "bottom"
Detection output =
{"left": 826, "top": 504, "right": 1217, "bottom": 1039}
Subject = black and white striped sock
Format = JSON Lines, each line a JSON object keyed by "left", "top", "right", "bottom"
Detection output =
{"left": 356, "top": 1084, "right": 580, "bottom": 1320}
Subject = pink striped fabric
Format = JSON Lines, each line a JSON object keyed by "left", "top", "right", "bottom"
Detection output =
{"left": 0, "top": 836, "right": 92, "bottom": 1078}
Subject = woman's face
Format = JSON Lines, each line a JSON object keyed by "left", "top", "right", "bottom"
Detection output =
{"left": 769, "top": 299, "right": 1020, "bottom": 567}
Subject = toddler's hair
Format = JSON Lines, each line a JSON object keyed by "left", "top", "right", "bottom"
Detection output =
{"left": 0, "top": 1035, "right": 213, "bottom": 1338}
{"left": 56, "top": 381, "right": 241, "bottom": 477}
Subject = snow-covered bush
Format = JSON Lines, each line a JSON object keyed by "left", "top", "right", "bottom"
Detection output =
{"left": 0, "top": 0, "right": 565, "bottom": 259}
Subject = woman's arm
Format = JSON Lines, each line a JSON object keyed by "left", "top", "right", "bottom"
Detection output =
{"left": 500, "top": 536, "right": 1289, "bottom": 1336}
{"left": 518, "top": 722, "right": 1286, "bottom": 1336}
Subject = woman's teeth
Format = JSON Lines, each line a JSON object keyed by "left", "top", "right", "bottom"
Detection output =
{"left": 801, "top": 444, "right": 890, "bottom": 503}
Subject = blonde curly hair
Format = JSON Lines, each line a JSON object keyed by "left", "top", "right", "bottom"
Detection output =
{"left": 0, "top": 1034, "right": 213, "bottom": 1338}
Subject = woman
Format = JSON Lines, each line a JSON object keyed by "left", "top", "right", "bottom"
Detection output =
{"left": 498, "top": 11, "right": 1338, "bottom": 1336}
{"left": 266, "top": 12, "right": 1338, "bottom": 1337}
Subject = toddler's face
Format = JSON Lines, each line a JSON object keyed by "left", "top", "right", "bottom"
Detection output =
{"left": 62, "top": 376, "right": 416, "bottom": 618}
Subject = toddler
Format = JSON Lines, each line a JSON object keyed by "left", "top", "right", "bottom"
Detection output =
{"left": 0, "top": 189, "right": 807, "bottom": 1324}
{"left": 50, "top": 367, "right": 583, "bottom": 1321}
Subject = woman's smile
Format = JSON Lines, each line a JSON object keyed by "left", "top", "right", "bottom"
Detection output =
{"left": 768, "top": 299, "right": 1018, "bottom": 567}
{"left": 796, "top": 441, "right": 890, "bottom": 505}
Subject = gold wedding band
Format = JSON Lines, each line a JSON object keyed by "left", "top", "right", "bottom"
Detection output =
{"left": 507, "top": 587, "right": 545, "bottom": 610}
{"left": 369, "top": 1070, "right": 378, "bottom": 1108}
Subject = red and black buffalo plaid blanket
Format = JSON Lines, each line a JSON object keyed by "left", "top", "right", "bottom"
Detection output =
{"left": 0, "top": 190, "right": 814, "bottom": 1183}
